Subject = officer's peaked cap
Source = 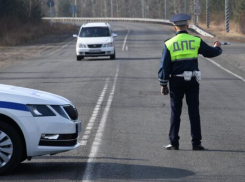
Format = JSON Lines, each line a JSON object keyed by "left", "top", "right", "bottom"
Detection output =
{"left": 169, "top": 14, "right": 191, "bottom": 26}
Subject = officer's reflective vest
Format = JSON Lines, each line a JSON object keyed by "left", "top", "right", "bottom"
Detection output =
{"left": 165, "top": 34, "right": 201, "bottom": 62}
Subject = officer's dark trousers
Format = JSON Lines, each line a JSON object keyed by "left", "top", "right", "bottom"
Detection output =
{"left": 169, "top": 76, "right": 202, "bottom": 146}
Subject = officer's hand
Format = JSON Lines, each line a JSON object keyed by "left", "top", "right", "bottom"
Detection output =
{"left": 213, "top": 41, "right": 221, "bottom": 47}
{"left": 161, "top": 86, "right": 169, "bottom": 95}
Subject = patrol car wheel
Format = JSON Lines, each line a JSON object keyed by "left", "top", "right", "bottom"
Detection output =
{"left": 0, "top": 122, "right": 23, "bottom": 175}
{"left": 20, "top": 156, "right": 27, "bottom": 163}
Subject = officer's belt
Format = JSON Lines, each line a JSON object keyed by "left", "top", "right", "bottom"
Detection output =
{"left": 174, "top": 74, "right": 195, "bottom": 77}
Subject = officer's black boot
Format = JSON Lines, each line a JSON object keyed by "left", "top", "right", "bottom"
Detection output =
{"left": 192, "top": 144, "right": 205, "bottom": 150}
{"left": 165, "top": 144, "right": 179, "bottom": 150}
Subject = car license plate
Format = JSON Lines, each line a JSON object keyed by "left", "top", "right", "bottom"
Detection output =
{"left": 76, "top": 122, "right": 82, "bottom": 134}
{"left": 89, "top": 49, "right": 101, "bottom": 53}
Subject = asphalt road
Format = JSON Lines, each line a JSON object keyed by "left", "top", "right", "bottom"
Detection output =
{"left": 0, "top": 22, "right": 245, "bottom": 182}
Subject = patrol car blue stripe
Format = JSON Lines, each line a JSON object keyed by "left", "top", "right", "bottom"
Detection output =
{"left": 0, "top": 101, "right": 29, "bottom": 112}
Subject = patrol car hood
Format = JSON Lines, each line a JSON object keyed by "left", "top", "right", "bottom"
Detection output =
{"left": 0, "top": 84, "right": 72, "bottom": 105}
{"left": 78, "top": 37, "right": 112, "bottom": 45}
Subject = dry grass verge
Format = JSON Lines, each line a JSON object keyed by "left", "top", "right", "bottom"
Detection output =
{"left": 0, "top": 18, "right": 77, "bottom": 46}
{"left": 196, "top": 21, "right": 245, "bottom": 42}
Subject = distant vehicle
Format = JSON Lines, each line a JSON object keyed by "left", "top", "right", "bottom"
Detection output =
{"left": 0, "top": 84, "right": 81, "bottom": 174}
{"left": 73, "top": 22, "right": 117, "bottom": 61}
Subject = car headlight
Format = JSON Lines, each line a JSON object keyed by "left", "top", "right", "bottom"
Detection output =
{"left": 26, "top": 105, "right": 56, "bottom": 117}
{"left": 51, "top": 105, "right": 69, "bottom": 120}
{"left": 51, "top": 105, "right": 78, "bottom": 121}
{"left": 78, "top": 43, "right": 87, "bottom": 48}
{"left": 103, "top": 42, "right": 113, "bottom": 47}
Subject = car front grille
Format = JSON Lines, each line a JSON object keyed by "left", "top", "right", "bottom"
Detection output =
{"left": 88, "top": 44, "right": 102, "bottom": 48}
{"left": 63, "top": 105, "right": 78, "bottom": 121}
{"left": 85, "top": 52, "right": 105, "bottom": 55}
{"left": 39, "top": 139, "right": 77, "bottom": 146}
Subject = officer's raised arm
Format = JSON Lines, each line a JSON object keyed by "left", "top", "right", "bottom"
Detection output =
{"left": 198, "top": 39, "right": 222, "bottom": 58}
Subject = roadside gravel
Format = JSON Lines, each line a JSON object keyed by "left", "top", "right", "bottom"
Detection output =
{"left": 0, "top": 32, "right": 76, "bottom": 69}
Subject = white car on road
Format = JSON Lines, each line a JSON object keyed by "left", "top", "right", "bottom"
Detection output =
{"left": 0, "top": 84, "right": 81, "bottom": 174}
{"left": 73, "top": 22, "right": 117, "bottom": 61}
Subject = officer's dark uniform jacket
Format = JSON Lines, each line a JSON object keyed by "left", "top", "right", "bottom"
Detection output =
{"left": 158, "top": 30, "right": 222, "bottom": 86}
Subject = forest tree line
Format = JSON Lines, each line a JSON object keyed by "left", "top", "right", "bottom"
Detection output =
{"left": 0, "top": 0, "right": 245, "bottom": 33}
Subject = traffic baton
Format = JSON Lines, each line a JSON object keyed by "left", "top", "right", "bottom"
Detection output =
{"left": 220, "top": 41, "right": 231, "bottom": 45}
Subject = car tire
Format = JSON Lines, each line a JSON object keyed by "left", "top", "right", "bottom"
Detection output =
{"left": 77, "top": 56, "right": 84, "bottom": 61}
{"left": 20, "top": 156, "right": 27, "bottom": 163}
{"left": 0, "top": 122, "right": 23, "bottom": 175}
{"left": 110, "top": 52, "right": 116, "bottom": 60}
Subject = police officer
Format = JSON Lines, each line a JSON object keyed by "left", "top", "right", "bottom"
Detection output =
{"left": 158, "top": 14, "right": 222, "bottom": 150}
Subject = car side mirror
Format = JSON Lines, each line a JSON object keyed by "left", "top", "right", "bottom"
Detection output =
{"left": 73, "top": 34, "right": 78, "bottom": 38}
{"left": 112, "top": 33, "right": 117, "bottom": 37}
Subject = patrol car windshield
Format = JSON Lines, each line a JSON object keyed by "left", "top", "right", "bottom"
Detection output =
{"left": 79, "top": 27, "right": 111, "bottom": 37}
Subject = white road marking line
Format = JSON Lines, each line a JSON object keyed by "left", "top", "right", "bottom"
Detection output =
{"left": 84, "top": 131, "right": 91, "bottom": 135}
{"left": 87, "top": 123, "right": 94, "bottom": 127}
{"left": 84, "top": 126, "right": 92, "bottom": 130}
{"left": 92, "top": 111, "right": 99, "bottom": 114}
{"left": 82, "top": 65, "right": 119, "bottom": 182}
{"left": 205, "top": 58, "right": 245, "bottom": 83}
{"left": 90, "top": 117, "right": 96, "bottom": 121}
{"left": 80, "top": 141, "right": 87, "bottom": 146}
{"left": 47, "top": 39, "right": 75, "bottom": 56}
{"left": 79, "top": 78, "right": 109, "bottom": 146}
{"left": 122, "top": 27, "right": 130, "bottom": 51}
{"left": 82, "top": 135, "right": 89, "bottom": 140}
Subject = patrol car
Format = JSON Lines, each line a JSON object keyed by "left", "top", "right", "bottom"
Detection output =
{"left": 0, "top": 84, "right": 81, "bottom": 174}
{"left": 73, "top": 22, "right": 117, "bottom": 61}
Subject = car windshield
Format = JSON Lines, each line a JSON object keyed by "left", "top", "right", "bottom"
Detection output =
{"left": 79, "top": 27, "right": 111, "bottom": 37}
